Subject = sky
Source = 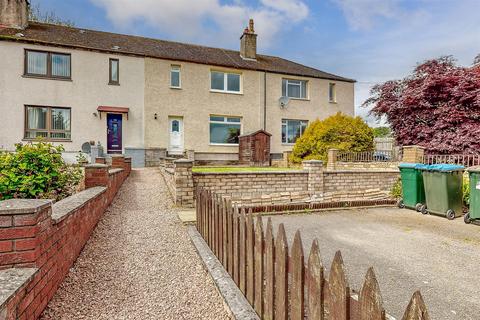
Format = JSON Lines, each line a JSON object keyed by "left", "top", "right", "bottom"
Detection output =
{"left": 33, "top": 0, "right": 480, "bottom": 126}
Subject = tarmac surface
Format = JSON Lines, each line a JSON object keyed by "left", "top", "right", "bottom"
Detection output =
{"left": 269, "top": 207, "right": 480, "bottom": 320}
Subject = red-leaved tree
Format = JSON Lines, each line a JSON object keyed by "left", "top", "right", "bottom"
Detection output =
{"left": 363, "top": 56, "right": 480, "bottom": 154}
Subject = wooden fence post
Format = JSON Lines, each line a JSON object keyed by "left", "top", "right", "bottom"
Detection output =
{"left": 254, "top": 216, "right": 264, "bottom": 317}
{"left": 307, "top": 239, "right": 324, "bottom": 320}
{"left": 401, "top": 291, "right": 430, "bottom": 320}
{"left": 291, "top": 231, "right": 305, "bottom": 320}
{"left": 329, "top": 251, "right": 350, "bottom": 320}
{"left": 246, "top": 212, "right": 255, "bottom": 305}
{"left": 359, "top": 267, "right": 385, "bottom": 320}
{"left": 239, "top": 209, "right": 247, "bottom": 294}
{"left": 264, "top": 218, "right": 275, "bottom": 320}
{"left": 275, "top": 223, "right": 289, "bottom": 320}
{"left": 233, "top": 205, "right": 240, "bottom": 285}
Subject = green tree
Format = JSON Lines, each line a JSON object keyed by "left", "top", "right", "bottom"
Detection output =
{"left": 290, "top": 112, "right": 374, "bottom": 163}
{"left": 373, "top": 126, "right": 391, "bottom": 138}
{"left": 28, "top": 3, "right": 75, "bottom": 27}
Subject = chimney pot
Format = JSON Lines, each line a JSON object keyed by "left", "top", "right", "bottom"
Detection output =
{"left": 240, "top": 18, "right": 257, "bottom": 60}
{"left": 0, "top": 0, "right": 29, "bottom": 29}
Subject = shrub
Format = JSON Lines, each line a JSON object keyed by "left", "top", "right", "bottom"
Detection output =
{"left": 391, "top": 178, "right": 402, "bottom": 199}
{"left": 0, "top": 142, "right": 83, "bottom": 201}
{"left": 290, "top": 112, "right": 374, "bottom": 163}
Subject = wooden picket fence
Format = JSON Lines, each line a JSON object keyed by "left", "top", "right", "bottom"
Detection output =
{"left": 195, "top": 188, "right": 430, "bottom": 320}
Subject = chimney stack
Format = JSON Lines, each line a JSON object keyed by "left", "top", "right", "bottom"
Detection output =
{"left": 0, "top": 0, "right": 29, "bottom": 29}
{"left": 240, "top": 18, "right": 257, "bottom": 60}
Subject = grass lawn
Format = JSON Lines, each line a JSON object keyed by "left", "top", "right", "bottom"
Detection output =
{"left": 192, "top": 166, "right": 299, "bottom": 173}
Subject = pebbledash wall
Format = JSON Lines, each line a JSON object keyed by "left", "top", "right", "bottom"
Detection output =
{"left": 160, "top": 159, "right": 399, "bottom": 207}
{"left": 0, "top": 156, "right": 131, "bottom": 319}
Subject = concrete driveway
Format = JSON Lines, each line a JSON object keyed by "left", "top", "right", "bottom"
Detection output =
{"left": 269, "top": 207, "right": 480, "bottom": 320}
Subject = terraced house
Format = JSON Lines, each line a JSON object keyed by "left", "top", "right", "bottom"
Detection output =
{"left": 0, "top": 0, "right": 355, "bottom": 167}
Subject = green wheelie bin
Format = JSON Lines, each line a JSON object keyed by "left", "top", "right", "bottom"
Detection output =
{"left": 398, "top": 163, "right": 427, "bottom": 211}
{"left": 420, "top": 164, "right": 464, "bottom": 220}
{"left": 465, "top": 168, "right": 480, "bottom": 224}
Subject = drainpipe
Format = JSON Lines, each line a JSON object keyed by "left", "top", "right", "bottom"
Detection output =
{"left": 263, "top": 72, "right": 267, "bottom": 130}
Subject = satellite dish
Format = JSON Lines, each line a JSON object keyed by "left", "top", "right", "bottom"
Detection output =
{"left": 279, "top": 96, "right": 290, "bottom": 109}
{"left": 81, "top": 142, "right": 92, "bottom": 154}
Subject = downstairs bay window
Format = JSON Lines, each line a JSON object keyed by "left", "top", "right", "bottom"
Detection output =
{"left": 209, "top": 116, "right": 241, "bottom": 145}
{"left": 282, "top": 119, "right": 307, "bottom": 144}
{"left": 25, "top": 106, "right": 71, "bottom": 140}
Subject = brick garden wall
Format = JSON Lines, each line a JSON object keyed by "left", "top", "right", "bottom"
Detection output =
{"left": 160, "top": 159, "right": 399, "bottom": 208}
{"left": 0, "top": 157, "right": 131, "bottom": 319}
{"left": 193, "top": 171, "right": 308, "bottom": 195}
{"left": 323, "top": 170, "right": 399, "bottom": 194}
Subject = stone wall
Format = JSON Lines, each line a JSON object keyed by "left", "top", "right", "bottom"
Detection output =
{"left": 159, "top": 159, "right": 400, "bottom": 208}
{"left": 323, "top": 170, "right": 399, "bottom": 194}
{"left": 193, "top": 171, "right": 309, "bottom": 195}
{"left": 0, "top": 158, "right": 131, "bottom": 319}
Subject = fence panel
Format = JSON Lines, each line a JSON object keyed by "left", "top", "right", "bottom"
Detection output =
{"left": 195, "top": 189, "right": 430, "bottom": 320}
{"left": 423, "top": 154, "right": 480, "bottom": 167}
{"left": 337, "top": 150, "right": 399, "bottom": 162}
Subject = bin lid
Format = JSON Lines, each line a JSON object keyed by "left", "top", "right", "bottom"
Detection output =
{"left": 399, "top": 163, "right": 428, "bottom": 169}
{"left": 420, "top": 164, "right": 464, "bottom": 172}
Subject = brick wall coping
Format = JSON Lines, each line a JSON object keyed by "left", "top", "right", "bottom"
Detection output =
{"left": 108, "top": 168, "right": 124, "bottom": 175}
{"left": 0, "top": 268, "right": 38, "bottom": 308}
{"left": 164, "top": 168, "right": 174, "bottom": 175}
{"left": 85, "top": 164, "right": 108, "bottom": 169}
{"left": 192, "top": 170, "right": 306, "bottom": 176}
{"left": 51, "top": 187, "right": 107, "bottom": 223}
{"left": 110, "top": 154, "right": 125, "bottom": 158}
{"left": 324, "top": 169, "right": 399, "bottom": 174}
{"left": 0, "top": 199, "right": 52, "bottom": 216}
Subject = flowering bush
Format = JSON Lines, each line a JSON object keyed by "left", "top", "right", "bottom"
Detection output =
{"left": 0, "top": 142, "right": 82, "bottom": 201}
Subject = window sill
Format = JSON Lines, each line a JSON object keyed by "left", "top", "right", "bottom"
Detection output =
{"left": 108, "top": 82, "right": 120, "bottom": 86}
{"left": 209, "top": 143, "right": 239, "bottom": 147}
{"left": 22, "top": 75, "right": 72, "bottom": 82}
{"left": 210, "top": 89, "right": 243, "bottom": 95}
{"left": 282, "top": 143, "right": 295, "bottom": 146}
{"left": 288, "top": 97, "right": 310, "bottom": 101}
{"left": 329, "top": 101, "right": 337, "bottom": 104}
{"left": 22, "top": 138, "right": 72, "bottom": 143}
{"left": 170, "top": 86, "right": 182, "bottom": 90}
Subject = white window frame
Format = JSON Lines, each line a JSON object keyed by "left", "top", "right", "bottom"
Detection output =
{"left": 210, "top": 71, "right": 242, "bottom": 94}
{"left": 209, "top": 115, "right": 242, "bottom": 146}
{"left": 170, "top": 65, "right": 181, "bottom": 89}
{"left": 282, "top": 119, "right": 308, "bottom": 144}
{"left": 282, "top": 78, "right": 308, "bottom": 99}
{"left": 329, "top": 82, "right": 337, "bottom": 103}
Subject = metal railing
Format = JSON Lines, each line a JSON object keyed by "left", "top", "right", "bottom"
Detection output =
{"left": 337, "top": 150, "right": 400, "bottom": 162}
{"left": 423, "top": 154, "right": 480, "bottom": 167}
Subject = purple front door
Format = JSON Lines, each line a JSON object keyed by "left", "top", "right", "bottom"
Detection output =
{"left": 107, "top": 114, "right": 122, "bottom": 153}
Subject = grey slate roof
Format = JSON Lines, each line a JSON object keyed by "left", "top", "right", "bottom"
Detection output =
{"left": 0, "top": 22, "right": 355, "bottom": 82}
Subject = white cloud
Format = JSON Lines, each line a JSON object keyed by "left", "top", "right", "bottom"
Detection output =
{"left": 332, "top": 0, "right": 427, "bottom": 31}
{"left": 90, "top": 0, "right": 309, "bottom": 49}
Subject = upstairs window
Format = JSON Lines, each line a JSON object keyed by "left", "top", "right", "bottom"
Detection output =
{"left": 25, "top": 50, "right": 71, "bottom": 79}
{"left": 282, "top": 119, "right": 307, "bottom": 144}
{"left": 210, "top": 71, "right": 241, "bottom": 93}
{"left": 329, "top": 83, "right": 336, "bottom": 102}
{"left": 109, "top": 58, "right": 119, "bottom": 85}
{"left": 282, "top": 79, "right": 307, "bottom": 99}
{"left": 170, "top": 65, "right": 181, "bottom": 88}
{"left": 25, "top": 105, "right": 71, "bottom": 140}
{"left": 210, "top": 116, "right": 241, "bottom": 144}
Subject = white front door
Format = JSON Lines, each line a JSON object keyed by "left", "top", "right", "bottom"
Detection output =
{"left": 169, "top": 117, "right": 184, "bottom": 154}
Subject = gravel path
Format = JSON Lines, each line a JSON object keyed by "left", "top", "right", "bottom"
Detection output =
{"left": 41, "top": 168, "right": 230, "bottom": 320}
